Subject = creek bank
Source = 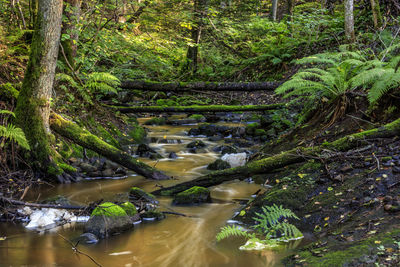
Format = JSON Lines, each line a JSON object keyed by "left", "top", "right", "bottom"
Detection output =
{"left": 234, "top": 136, "right": 400, "bottom": 266}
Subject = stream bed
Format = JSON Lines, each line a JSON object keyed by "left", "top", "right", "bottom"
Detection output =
{"left": 0, "top": 118, "right": 295, "bottom": 266}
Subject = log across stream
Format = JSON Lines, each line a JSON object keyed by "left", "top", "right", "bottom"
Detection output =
{"left": 0, "top": 116, "right": 297, "bottom": 267}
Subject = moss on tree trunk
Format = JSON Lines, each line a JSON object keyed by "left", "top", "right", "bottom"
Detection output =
{"left": 49, "top": 113, "right": 170, "bottom": 180}
{"left": 15, "top": 0, "right": 63, "bottom": 178}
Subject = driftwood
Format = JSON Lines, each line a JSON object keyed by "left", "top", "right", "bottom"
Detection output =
{"left": 49, "top": 113, "right": 170, "bottom": 180}
{"left": 120, "top": 80, "right": 281, "bottom": 92}
{"left": 116, "top": 103, "right": 285, "bottom": 114}
{"left": 152, "top": 118, "right": 400, "bottom": 196}
{"left": 0, "top": 196, "right": 86, "bottom": 210}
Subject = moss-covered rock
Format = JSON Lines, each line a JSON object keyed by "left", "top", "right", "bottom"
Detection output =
{"left": 245, "top": 122, "right": 260, "bottom": 136}
{"left": 186, "top": 140, "right": 206, "bottom": 148}
{"left": 141, "top": 210, "right": 165, "bottom": 220}
{"left": 129, "top": 187, "right": 158, "bottom": 205}
{"left": 85, "top": 202, "right": 132, "bottom": 238}
{"left": 144, "top": 117, "right": 166, "bottom": 125}
{"left": 120, "top": 201, "right": 137, "bottom": 216}
{"left": 173, "top": 186, "right": 211, "bottom": 205}
{"left": 188, "top": 114, "right": 206, "bottom": 122}
{"left": 91, "top": 202, "right": 127, "bottom": 217}
{"left": 207, "top": 159, "right": 231, "bottom": 170}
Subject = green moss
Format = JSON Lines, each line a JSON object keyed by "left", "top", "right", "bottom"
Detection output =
{"left": 91, "top": 202, "right": 127, "bottom": 217}
{"left": 188, "top": 114, "right": 205, "bottom": 121}
{"left": 128, "top": 125, "right": 146, "bottom": 143}
{"left": 263, "top": 186, "right": 308, "bottom": 210}
{"left": 57, "top": 162, "right": 77, "bottom": 173}
{"left": 245, "top": 122, "right": 260, "bottom": 135}
{"left": 291, "top": 229, "right": 400, "bottom": 267}
{"left": 120, "top": 202, "right": 137, "bottom": 216}
{"left": 130, "top": 187, "right": 156, "bottom": 199}
{"left": 254, "top": 128, "right": 267, "bottom": 136}
{"left": 144, "top": 117, "right": 166, "bottom": 125}
{"left": 174, "top": 186, "right": 211, "bottom": 204}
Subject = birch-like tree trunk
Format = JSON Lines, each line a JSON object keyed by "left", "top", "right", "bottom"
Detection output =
{"left": 271, "top": 0, "right": 279, "bottom": 21}
{"left": 344, "top": 0, "right": 355, "bottom": 43}
{"left": 16, "top": 0, "right": 63, "bottom": 173}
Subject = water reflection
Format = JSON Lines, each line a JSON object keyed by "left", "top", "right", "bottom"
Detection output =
{"left": 0, "top": 120, "right": 293, "bottom": 266}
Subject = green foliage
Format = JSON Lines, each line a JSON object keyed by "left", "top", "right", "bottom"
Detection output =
{"left": 216, "top": 225, "right": 253, "bottom": 242}
{"left": 216, "top": 205, "right": 303, "bottom": 248}
{"left": 275, "top": 51, "right": 369, "bottom": 101}
{"left": 84, "top": 72, "right": 121, "bottom": 95}
{"left": 253, "top": 204, "right": 302, "bottom": 241}
{"left": 0, "top": 109, "right": 30, "bottom": 150}
{"left": 0, "top": 83, "right": 19, "bottom": 99}
{"left": 0, "top": 123, "right": 30, "bottom": 150}
{"left": 120, "top": 202, "right": 137, "bottom": 216}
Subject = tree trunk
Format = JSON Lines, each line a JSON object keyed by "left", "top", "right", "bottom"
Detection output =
{"left": 60, "top": 0, "right": 81, "bottom": 69}
{"left": 185, "top": 0, "right": 207, "bottom": 73}
{"left": 15, "top": 0, "right": 63, "bottom": 173}
{"left": 370, "top": 0, "right": 382, "bottom": 29}
{"left": 115, "top": 104, "right": 285, "bottom": 114}
{"left": 344, "top": 0, "right": 355, "bottom": 43}
{"left": 120, "top": 80, "right": 281, "bottom": 91}
{"left": 271, "top": 0, "right": 279, "bottom": 21}
{"left": 152, "top": 117, "right": 400, "bottom": 195}
{"left": 49, "top": 113, "right": 170, "bottom": 180}
{"left": 287, "top": 0, "right": 294, "bottom": 17}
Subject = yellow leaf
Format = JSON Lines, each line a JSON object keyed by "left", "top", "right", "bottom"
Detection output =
{"left": 374, "top": 240, "right": 381, "bottom": 244}
{"left": 298, "top": 173, "right": 305, "bottom": 178}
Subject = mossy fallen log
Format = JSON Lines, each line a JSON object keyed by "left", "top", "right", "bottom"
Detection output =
{"left": 120, "top": 80, "right": 281, "bottom": 92}
{"left": 49, "top": 113, "right": 170, "bottom": 180}
{"left": 116, "top": 104, "right": 285, "bottom": 114}
{"left": 152, "top": 118, "right": 400, "bottom": 195}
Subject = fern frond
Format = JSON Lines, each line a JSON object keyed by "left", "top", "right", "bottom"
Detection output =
{"left": 56, "top": 73, "right": 79, "bottom": 89}
{"left": 0, "top": 109, "right": 16, "bottom": 118}
{"left": 368, "top": 70, "right": 400, "bottom": 103}
{"left": 0, "top": 124, "right": 30, "bottom": 150}
{"left": 216, "top": 225, "right": 251, "bottom": 242}
{"left": 350, "top": 68, "right": 387, "bottom": 89}
{"left": 84, "top": 72, "right": 121, "bottom": 94}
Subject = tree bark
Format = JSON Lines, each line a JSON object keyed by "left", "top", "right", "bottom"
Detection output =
{"left": 120, "top": 80, "right": 281, "bottom": 91}
{"left": 49, "top": 113, "right": 170, "bottom": 180}
{"left": 271, "top": 0, "right": 279, "bottom": 21}
{"left": 344, "top": 0, "right": 355, "bottom": 43}
{"left": 185, "top": 0, "right": 207, "bottom": 73}
{"left": 15, "top": 0, "right": 63, "bottom": 172}
{"left": 60, "top": 0, "right": 81, "bottom": 69}
{"left": 115, "top": 104, "right": 285, "bottom": 114}
{"left": 287, "top": 0, "right": 295, "bottom": 17}
{"left": 152, "top": 117, "right": 400, "bottom": 195}
{"left": 370, "top": 0, "right": 382, "bottom": 29}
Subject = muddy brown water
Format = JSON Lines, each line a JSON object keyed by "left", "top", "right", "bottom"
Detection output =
{"left": 0, "top": 118, "right": 296, "bottom": 266}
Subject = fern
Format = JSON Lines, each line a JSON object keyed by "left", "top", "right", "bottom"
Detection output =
{"left": 253, "top": 204, "right": 302, "bottom": 241}
{"left": 0, "top": 124, "right": 30, "bottom": 150}
{"left": 216, "top": 225, "right": 252, "bottom": 242}
{"left": 0, "top": 110, "right": 16, "bottom": 118}
{"left": 84, "top": 72, "right": 121, "bottom": 94}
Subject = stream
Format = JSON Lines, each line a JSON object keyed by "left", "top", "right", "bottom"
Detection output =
{"left": 0, "top": 117, "right": 295, "bottom": 266}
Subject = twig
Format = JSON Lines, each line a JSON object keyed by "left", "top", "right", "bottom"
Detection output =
{"left": 372, "top": 152, "right": 380, "bottom": 170}
{"left": 58, "top": 234, "right": 102, "bottom": 267}
{"left": 0, "top": 196, "right": 86, "bottom": 210}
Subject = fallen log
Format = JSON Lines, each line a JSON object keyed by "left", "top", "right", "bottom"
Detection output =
{"left": 120, "top": 80, "right": 281, "bottom": 92}
{"left": 49, "top": 113, "right": 170, "bottom": 180}
{"left": 152, "top": 118, "right": 400, "bottom": 195}
{"left": 0, "top": 196, "right": 86, "bottom": 210}
{"left": 116, "top": 103, "right": 285, "bottom": 114}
